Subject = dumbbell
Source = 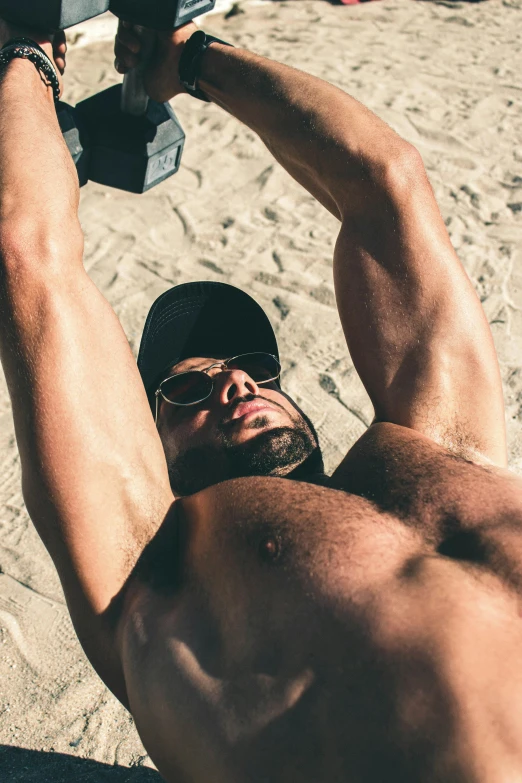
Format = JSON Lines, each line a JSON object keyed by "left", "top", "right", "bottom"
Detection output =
{"left": 75, "top": 30, "right": 186, "bottom": 193}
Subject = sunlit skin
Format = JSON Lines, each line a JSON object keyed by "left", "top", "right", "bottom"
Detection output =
{"left": 3, "top": 13, "right": 522, "bottom": 783}
{"left": 156, "top": 356, "right": 312, "bottom": 471}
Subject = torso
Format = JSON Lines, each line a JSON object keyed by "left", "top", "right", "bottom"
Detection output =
{"left": 121, "top": 423, "right": 522, "bottom": 783}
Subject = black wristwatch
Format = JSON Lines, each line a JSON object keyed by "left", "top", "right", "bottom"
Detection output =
{"left": 179, "top": 30, "right": 233, "bottom": 102}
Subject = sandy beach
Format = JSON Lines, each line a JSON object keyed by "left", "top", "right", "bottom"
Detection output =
{"left": 0, "top": 0, "right": 521, "bottom": 779}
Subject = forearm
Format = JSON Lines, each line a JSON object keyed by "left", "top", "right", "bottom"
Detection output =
{"left": 199, "top": 45, "right": 407, "bottom": 219}
{"left": 0, "top": 59, "right": 80, "bottom": 236}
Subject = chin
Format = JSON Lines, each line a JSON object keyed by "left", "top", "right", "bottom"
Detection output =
{"left": 168, "top": 417, "right": 320, "bottom": 497}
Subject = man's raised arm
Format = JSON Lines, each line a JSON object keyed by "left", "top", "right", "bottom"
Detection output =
{"left": 0, "top": 27, "right": 175, "bottom": 702}
{"left": 204, "top": 43, "right": 507, "bottom": 465}
{"left": 117, "top": 25, "right": 506, "bottom": 466}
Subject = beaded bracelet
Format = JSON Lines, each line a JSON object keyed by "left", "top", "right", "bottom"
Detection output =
{"left": 0, "top": 37, "right": 60, "bottom": 102}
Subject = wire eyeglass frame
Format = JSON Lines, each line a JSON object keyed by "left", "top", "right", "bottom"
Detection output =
{"left": 154, "top": 352, "right": 281, "bottom": 424}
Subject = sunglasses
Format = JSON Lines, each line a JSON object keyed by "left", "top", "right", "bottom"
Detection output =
{"left": 154, "top": 352, "right": 282, "bottom": 423}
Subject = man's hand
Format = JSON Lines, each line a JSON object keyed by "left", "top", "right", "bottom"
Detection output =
{"left": 0, "top": 18, "right": 66, "bottom": 97}
{"left": 114, "top": 21, "right": 196, "bottom": 102}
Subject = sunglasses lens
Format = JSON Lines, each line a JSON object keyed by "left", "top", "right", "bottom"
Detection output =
{"left": 227, "top": 353, "right": 280, "bottom": 383}
{"left": 160, "top": 372, "right": 213, "bottom": 405}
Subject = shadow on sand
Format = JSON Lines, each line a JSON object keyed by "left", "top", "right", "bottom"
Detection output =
{"left": 0, "top": 745, "right": 163, "bottom": 782}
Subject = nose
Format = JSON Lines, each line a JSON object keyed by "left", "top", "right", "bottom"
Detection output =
{"left": 214, "top": 368, "right": 260, "bottom": 405}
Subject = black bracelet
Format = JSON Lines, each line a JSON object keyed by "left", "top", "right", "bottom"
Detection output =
{"left": 0, "top": 37, "right": 60, "bottom": 102}
{"left": 179, "top": 31, "right": 233, "bottom": 102}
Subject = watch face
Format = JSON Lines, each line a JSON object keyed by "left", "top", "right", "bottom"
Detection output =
{"left": 191, "top": 30, "right": 208, "bottom": 46}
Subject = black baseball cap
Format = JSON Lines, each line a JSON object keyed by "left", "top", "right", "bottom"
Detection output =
{"left": 138, "top": 281, "right": 281, "bottom": 398}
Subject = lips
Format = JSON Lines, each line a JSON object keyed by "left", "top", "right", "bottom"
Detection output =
{"left": 228, "top": 400, "right": 276, "bottom": 423}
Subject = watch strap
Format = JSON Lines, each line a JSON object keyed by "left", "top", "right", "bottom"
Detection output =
{"left": 179, "top": 30, "right": 233, "bottom": 102}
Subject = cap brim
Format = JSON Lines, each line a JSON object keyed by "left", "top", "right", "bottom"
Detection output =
{"left": 138, "top": 281, "right": 280, "bottom": 396}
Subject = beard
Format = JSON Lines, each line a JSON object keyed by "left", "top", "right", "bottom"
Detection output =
{"left": 167, "top": 410, "right": 323, "bottom": 497}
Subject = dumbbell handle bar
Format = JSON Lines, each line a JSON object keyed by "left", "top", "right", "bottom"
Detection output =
{"left": 121, "top": 70, "right": 148, "bottom": 115}
{"left": 120, "top": 26, "right": 154, "bottom": 116}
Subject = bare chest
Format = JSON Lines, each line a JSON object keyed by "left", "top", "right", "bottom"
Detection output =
{"left": 123, "top": 425, "right": 522, "bottom": 782}
{"left": 180, "top": 423, "right": 522, "bottom": 604}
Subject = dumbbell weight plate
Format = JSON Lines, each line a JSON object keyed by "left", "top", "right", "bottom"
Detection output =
{"left": 56, "top": 102, "right": 90, "bottom": 187}
{"left": 0, "top": 0, "right": 110, "bottom": 31}
{"left": 75, "top": 85, "right": 185, "bottom": 194}
{"left": 109, "top": 0, "right": 216, "bottom": 30}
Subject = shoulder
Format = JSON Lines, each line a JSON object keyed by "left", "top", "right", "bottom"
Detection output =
{"left": 326, "top": 422, "right": 482, "bottom": 503}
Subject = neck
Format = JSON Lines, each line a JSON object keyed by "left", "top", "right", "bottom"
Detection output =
{"left": 284, "top": 449, "right": 327, "bottom": 484}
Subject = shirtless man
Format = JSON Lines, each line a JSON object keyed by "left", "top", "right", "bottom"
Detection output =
{"left": 0, "top": 13, "right": 519, "bottom": 783}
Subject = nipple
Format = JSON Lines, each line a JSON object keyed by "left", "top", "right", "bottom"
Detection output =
{"left": 258, "top": 534, "right": 282, "bottom": 563}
